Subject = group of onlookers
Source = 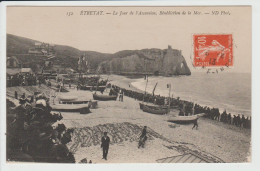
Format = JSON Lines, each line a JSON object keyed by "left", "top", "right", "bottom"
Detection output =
{"left": 7, "top": 93, "right": 75, "bottom": 162}
{"left": 7, "top": 73, "right": 37, "bottom": 87}
{"left": 7, "top": 73, "right": 50, "bottom": 88}
{"left": 111, "top": 85, "right": 251, "bottom": 129}
{"left": 78, "top": 76, "right": 108, "bottom": 86}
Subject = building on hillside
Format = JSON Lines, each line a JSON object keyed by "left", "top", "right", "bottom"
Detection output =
{"left": 28, "top": 42, "right": 55, "bottom": 56}
{"left": 41, "top": 59, "right": 59, "bottom": 79}
{"left": 41, "top": 49, "right": 48, "bottom": 56}
{"left": 21, "top": 68, "right": 33, "bottom": 74}
{"left": 28, "top": 48, "right": 43, "bottom": 55}
{"left": 6, "top": 57, "right": 34, "bottom": 76}
{"left": 51, "top": 64, "right": 62, "bottom": 72}
{"left": 6, "top": 68, "right": 21, "bottom": 75}
{"left": 7, "top": 56, "right": 22, "bottom": 68}
{"left": 45, "top": 60, "right": 53, "bottom": 68}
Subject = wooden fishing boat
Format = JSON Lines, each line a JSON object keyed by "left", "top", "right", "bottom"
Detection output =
{"left": 51, "top": 103, "right": 91, "bottom": 114}
{"left": 80, "top": 85, "right": 106, "bottom": 91}
{"left": 58, "top": 96, "right": 78, "bottom": 102}
{"left": 142, "top": 105, "right": 168, "bottom": 115}
{"left": 167, "top": 113, "right": 205, "bottom": 124}
{"left": 93, "top": 94, "right": 117, "bottom": 101}
{"left": 140, "top": 79, "right": 172, "bottom": 115}
{"left": 139, "top": 103, "right": 168, "bottom": 110}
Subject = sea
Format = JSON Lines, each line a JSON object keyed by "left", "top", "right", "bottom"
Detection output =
{"left": 131, "top": 72, "right": 251, "bottom": 116}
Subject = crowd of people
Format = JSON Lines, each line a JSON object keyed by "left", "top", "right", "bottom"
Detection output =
{"left": 6, "top": 73, "right": 51, "bottom": 88}
{"left": 78, "top": 76, "right": 108, "bottom": 87}
{"left": 110, "top": 85, "right": 251, "bottom": 129}
{"left": 7, "top": 93, "right": 75, "bottom": 163}
{"left": 7, "top": 73, "right": 38, "bottom": 87}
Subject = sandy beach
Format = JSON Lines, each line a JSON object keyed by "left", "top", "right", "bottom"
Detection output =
{"left": 6, "top": 75, "right": 251, "bottom": 163}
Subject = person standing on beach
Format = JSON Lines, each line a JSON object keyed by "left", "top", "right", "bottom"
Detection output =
{"left": 101, "top": 132, "right": 110, "bottom": 160}
{"left": 14, "top": 91, "right": 18, "bottom": 99}
{"left": 121, "top": 90, "right": 124, "bottom": 102}
{"left": 192, "top": 118, "right": 199, "bottom": 130}
{"left": 119, "top": 89, "right": 123, "bottom": 102}
{"left": 138, "top": 126, "right": 147, "bottom": 148}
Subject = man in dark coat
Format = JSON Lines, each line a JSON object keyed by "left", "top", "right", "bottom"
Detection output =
{"left": 101, "top": 132, "right": 110, "bottom": 160}
{"left": 192, "top": 118, "right": 199, "bottom": 130}
{"left": 140, "top": 126, "right": 147, "bottom": 139}
{"left": 138, "top": 126, "right": 147, "bottom": 148}
{"left": 14, "top": 91, "right": 18, "bottom": 99}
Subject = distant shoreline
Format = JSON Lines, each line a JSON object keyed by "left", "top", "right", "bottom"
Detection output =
{"left": 107, "top": 73, "right": 251, "bottom": 117}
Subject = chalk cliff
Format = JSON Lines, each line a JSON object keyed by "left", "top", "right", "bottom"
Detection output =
{"left": 98, "top": 45, "right": 191, "bottom": 76}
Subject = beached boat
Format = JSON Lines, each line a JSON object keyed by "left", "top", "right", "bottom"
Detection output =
{"left": 58, "top": 96, "right": 78, "bottom": 102}
{"left": 139, "top": 103, "right": 168, "bottom": 110}
{"left": 93, "top": 94, "right": 117, "bottom": 101}
{"left": 80, "top": 85, "right": 106, "bottom": 92}
{"left": 51, "top": 103, "right": 91, "bottom": 114}
{"left": 142, "top": 105, "right": 168, "bottom": 115}
{"left": 59, "top": 100, "right": 98, "bottom": 109}
{"left": 167, "top": 113, "right": 205, "bottom": 124}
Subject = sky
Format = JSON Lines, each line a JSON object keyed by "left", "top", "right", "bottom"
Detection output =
{"left": 7, "top": 6, "right": 251, "bottom": 73}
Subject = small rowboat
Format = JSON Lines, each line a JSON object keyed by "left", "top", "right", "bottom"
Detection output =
{"left": 142, "top": 105, "right": 168, "bottom": 115}
{"left": 167, "top": 113, "right": 205, "bottom": 124}
{"left": 51, "top": 104, "right": 91, "bottom": 114}
{"left": 93, "top": 94, "right": 117, "bottom": 101}
{"left": 139, "top": 103, "right": 168, "bottom": 110}
{"left": 58, "top": 96, "right": 78, "bottom": 102}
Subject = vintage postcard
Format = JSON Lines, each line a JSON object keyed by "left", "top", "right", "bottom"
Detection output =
{"left": 1, "top": 3, "right": 255, "bottom": 168}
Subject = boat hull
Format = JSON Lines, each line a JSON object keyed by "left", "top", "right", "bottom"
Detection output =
{"left": 51, "top": 104, "right": 91, "bottom": 114}
{"left": 139, "top": 103, "right": 168, "bottom": 110}
{"left": 80, "top": 86, "right": 106, "bottom": 92}
{"left": 93, "top": 94, "right": 117, "bottom": 101}
{"left": 142, "top": 105, "right": 168, "bottom": 115}
{"left": 167, "top": 113, "right": 205, "bottom": 124}
{"left": 58, "top": 96, "right": 78, "bottom": 102}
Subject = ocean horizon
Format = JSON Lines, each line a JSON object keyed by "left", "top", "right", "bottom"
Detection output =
{"left": 131, "top": 72, "right": 251, "bottom": 116}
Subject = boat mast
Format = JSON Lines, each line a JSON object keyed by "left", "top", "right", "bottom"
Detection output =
{"left": 152, "top": 82, "right": 158, "bottom": 96}
{"left": 78, "top": 56, "right": 81, "bottom": 85}
{"left": 167, "top": 83, "right": 171, "bottom": 114}
{"left": 143, "top": 75, "right": 148, "bottom": 102}
{"left": 143, "top": 58, "right": 148, "bottom": 102}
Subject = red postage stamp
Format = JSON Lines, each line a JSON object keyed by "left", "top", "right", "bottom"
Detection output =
{"left": 193, "top": 34, "right": 233, "bottom": 67}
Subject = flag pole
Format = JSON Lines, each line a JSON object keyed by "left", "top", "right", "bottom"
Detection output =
{"left": 168, "top": 84, "right": 171, "bottom": 114}
{"left": 143, "top": 75, "right": 148, "bottom": 102}
{"left": 152, "top": 82, "right": 158, "bottom": 96}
